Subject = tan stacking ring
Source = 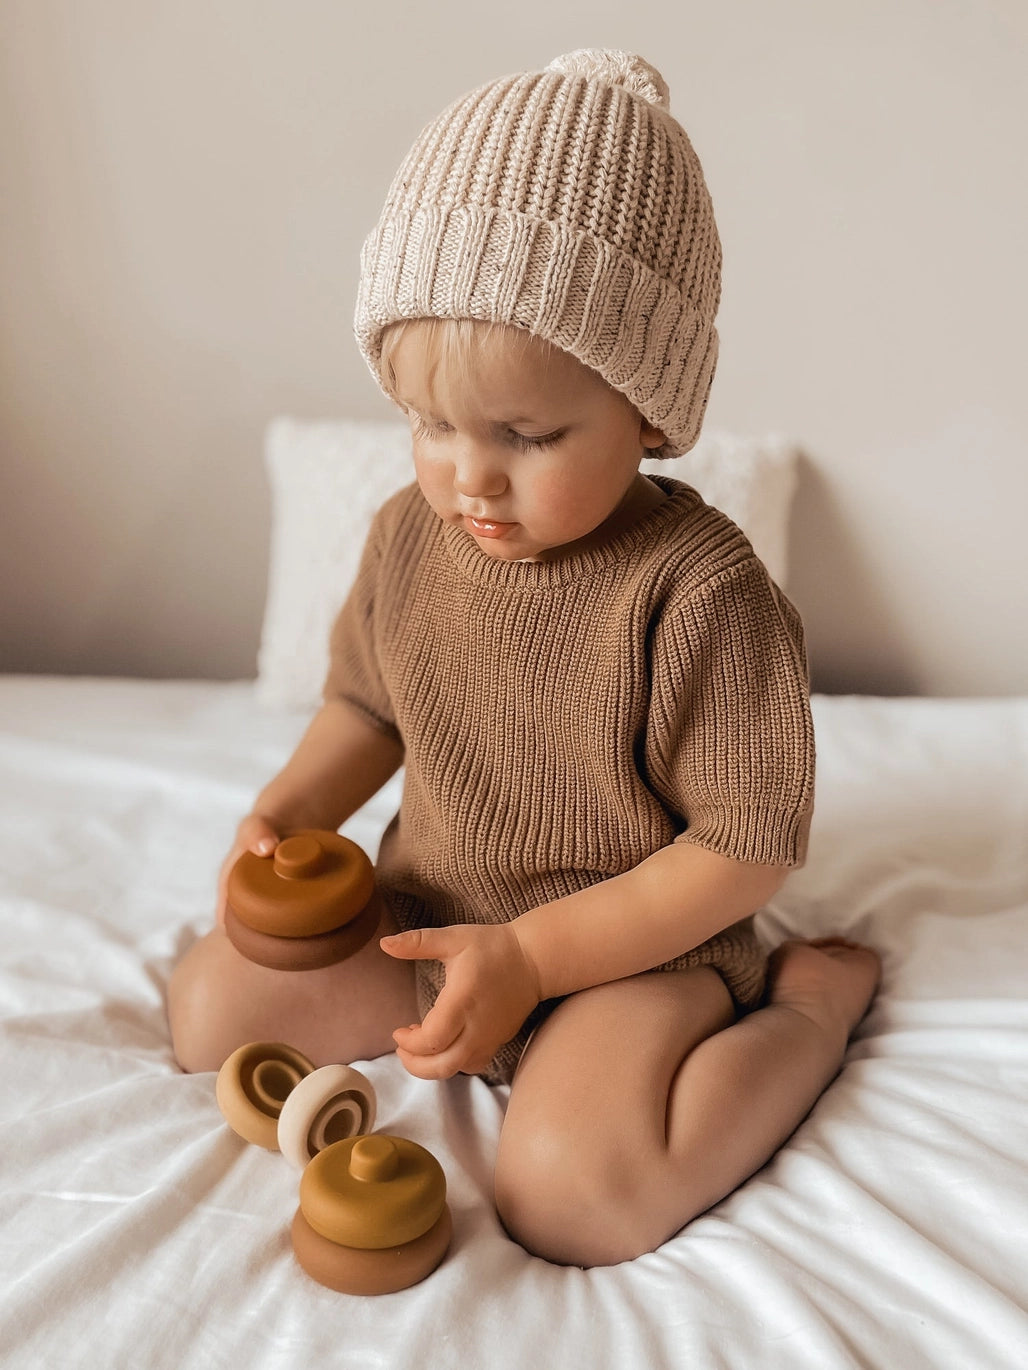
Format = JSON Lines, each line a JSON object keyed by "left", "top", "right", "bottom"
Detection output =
{"left": 227, "top": 832, "right": 375, "bottom": 937}
{"left": 290, "top": 1202, "right": 452, "bottom": 1296}
{"left": 299, "top": 1135, "right": 447, "bottom": 1249}
{"left": 215, "top": 1041, "right": 315, "bottom": 1150}
{"left": 277, "top": 1064, "right": 377, "bottom": 1170}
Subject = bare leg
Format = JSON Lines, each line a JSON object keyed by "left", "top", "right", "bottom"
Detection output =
{"left": 663, "top": 938, "right": 881, "bottom": 1221}
{"left": 167, "top": 901, "right": 418, "bottom": 1073}
{"left": 495, "top": 938, "right": 881, "bottom": 1267}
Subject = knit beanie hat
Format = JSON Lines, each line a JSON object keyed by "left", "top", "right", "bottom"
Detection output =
{"left": 354, "top": 49, "right": 721, "bottom": 457}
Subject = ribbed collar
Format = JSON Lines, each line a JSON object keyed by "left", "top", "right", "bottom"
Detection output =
{"left": 439, "top": 475, "right": 699, "bottom": 590}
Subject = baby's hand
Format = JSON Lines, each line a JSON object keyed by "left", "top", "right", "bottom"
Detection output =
{"left": 214, "top": 813, "right": 282, "bottom": 927}
{"left": 381, "top": 923, "right": 541, "bottom": 1079}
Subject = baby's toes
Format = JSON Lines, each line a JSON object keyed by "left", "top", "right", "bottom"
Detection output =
{"left": 766, "top": 937, "right": 881, "bottom": 1035}
{"left": 808, "top": 935, "right": 867, "bottom": 955}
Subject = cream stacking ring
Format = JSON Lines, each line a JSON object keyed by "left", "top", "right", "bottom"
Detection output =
{"left": 216, "top": 1043, "right": 376, "bottom": 1159}
{"left": 277, "top": 1064, "right": 377, "bottom": 1170}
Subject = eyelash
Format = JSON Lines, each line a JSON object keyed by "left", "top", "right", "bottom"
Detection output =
{"left": 408, "top": 413, "right": 565, "bottom": 451}
{"left": 509, "top": 429, "right": 565, "bottom": 452}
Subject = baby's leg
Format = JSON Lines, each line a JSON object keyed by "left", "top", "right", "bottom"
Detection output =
{"left": 494, "top": 939, "right": 880, "bottom": 1267}
{"left": 167, "top": 902, "right": 418, "bottom": 1073}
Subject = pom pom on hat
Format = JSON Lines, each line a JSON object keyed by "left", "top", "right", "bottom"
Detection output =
{"left": 545, "top": 49, "right": 670, "bottom": 110}
{"left": 355, "top": 50, "right": 721, "bottom": 457}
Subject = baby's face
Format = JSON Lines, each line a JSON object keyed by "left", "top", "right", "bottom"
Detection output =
{"left": 388, "top": 323, "right": 665, "bottom": 562}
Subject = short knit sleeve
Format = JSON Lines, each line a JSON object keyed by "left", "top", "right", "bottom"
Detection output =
{"left": 322, "top": 509, "right": 400, "bottom": 740}
{"left": 647, "top": 556, "right": 815, "bottom": 866}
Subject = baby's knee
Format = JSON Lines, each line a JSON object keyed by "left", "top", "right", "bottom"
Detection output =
{"left": 494, "top": 1119, "right": 677, "bottom": 1268}
{"left": 167, "top": 931, "right": 240, "bottom": 1073}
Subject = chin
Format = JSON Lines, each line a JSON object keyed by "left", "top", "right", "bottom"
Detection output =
{"left": 473, "top": 539, "right": 540, "bottom": 562}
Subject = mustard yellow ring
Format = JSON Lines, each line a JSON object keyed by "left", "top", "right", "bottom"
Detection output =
{"left": 299, "top": 1135, "right": 447, "bottom": 1249}
{"left": 215, "top": 1041, "right": 315, "bottom": 1150}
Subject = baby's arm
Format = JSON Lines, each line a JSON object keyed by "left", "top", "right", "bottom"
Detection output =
{"left": 384, "top": 842, "right": 785, "bottom": 1078}
{"left": 516, "top": 841, "right": 785, "bottom": 999}
{"left": 215, "top": 698, "right": 403, "bottom": 923}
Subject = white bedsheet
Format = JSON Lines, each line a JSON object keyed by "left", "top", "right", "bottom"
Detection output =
{"left": 0, "top": 677, "right": 1025, "bottom": 1369}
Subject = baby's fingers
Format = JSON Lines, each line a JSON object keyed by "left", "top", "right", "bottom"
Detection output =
{"left": 216, "top": 814, "right": 281, "bottom": 925}
{"left": 395, "top": 1042, "right": 465, "bottom": 1081}
{"left": 393, "top": 1000, "right": 464, "bottom": 1058}
{"left": 237, "top": 813, "right": 282, "bottom": 857}
{"left": 380, "top": 927, "right": 459, "bottom": 963}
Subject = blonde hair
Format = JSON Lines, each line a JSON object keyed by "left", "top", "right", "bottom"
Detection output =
{"left": 379, "top": 317, "right": 562, "bottom": 404}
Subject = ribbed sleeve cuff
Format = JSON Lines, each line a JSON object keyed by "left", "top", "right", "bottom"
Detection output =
{"left": 674, "top": 804, "right": 811, "bottom": 868}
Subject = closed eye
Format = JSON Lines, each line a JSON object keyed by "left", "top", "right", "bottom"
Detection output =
{"left": 507, "top": 429, "right": 565, "bottom": 451}
{"left": 407, "top": 411, "right": 565, "bottom": 451}
{"left": 408, "top": 412, "right": 451, "bottom": 440}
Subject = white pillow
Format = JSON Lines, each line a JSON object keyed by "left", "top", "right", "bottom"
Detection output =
{"left": 256, "top": 418, "right": 799, "bottom": 710}
{"left": 640, "top": 433, "right": 798, "bottom": 590}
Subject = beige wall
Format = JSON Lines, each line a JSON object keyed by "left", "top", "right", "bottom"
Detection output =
{"left": 2, "top": 0, "right": 1025, "bottom": 695}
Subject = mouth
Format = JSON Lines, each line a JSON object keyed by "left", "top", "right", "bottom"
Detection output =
{"left": 463, "top": 516, "right": 518, "bottom": 539}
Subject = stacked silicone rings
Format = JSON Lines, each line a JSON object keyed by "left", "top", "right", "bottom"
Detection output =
{"left": 224, "top": 831, "right": 380, "bottom": 971}
{"left": 215, "top": 1041, "right": 451, "bottom": 1294}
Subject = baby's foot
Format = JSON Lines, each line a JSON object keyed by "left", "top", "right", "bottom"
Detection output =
{"left": 765, "top": 937, "right": 882, "bottom": 1041}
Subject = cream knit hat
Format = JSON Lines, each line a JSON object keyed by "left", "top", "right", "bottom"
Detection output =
{"left": 354, "top": 49, "right": 721, "bottom": 457}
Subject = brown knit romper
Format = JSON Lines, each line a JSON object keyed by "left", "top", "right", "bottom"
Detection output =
{"left": 325, "top": 477, "right": 815, "bottom": 1084}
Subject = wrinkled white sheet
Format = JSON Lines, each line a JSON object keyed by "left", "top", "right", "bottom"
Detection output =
{"left": 0, "top": 678, "right": 1025, "bottom": 1369}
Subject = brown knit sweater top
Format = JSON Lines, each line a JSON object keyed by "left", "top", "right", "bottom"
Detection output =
{"left": 325, "top": 477, "right": 814, "bottom": 976}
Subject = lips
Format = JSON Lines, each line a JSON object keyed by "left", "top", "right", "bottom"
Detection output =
{"left": 463, "top": 516, "right": 517, "bottom": 539}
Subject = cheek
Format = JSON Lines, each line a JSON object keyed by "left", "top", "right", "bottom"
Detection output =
{"left": 412, "top": 448, "right": 450, "bottom": 506}
{"left": 529, "top": 459, "right": 624, "bottom": 524}
{"left": 526, "top": 466, "right": 581, "bottom": 517}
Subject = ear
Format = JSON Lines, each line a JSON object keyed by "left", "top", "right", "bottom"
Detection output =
{"left": 640, "top": 418, "right": 666, "bottom": 450}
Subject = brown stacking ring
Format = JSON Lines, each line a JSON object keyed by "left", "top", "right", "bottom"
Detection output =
{"left": 290, "top": 1203, "right": 452, "bottom": 1296}
{"left": 224, "top": 830, "right": 380, "bottom": 971}
{"left": 224, "top": 891, "right": 380, "bottom": 971}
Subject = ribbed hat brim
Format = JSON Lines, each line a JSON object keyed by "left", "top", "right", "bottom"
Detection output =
{"left": 356, "top": 204, "right": 718, "bottom": 456}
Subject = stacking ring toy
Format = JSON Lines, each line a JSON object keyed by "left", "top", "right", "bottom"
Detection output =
{"left": 214, "top": 1046, "right": 448, "bottom": 1292}
{"left": 215, "top": 1041, "right": 315, "bottom": 1150}
{"left": 292, "top": 1135, "right": 451, "bottom": 1295}
{"left": 225, "top": 831, "right": 379, "bottom": 971}
{"left": 277, "top": 1064, "right": 377, "bottom": 1170}
{"left": 224, "top": 895, "right": 380, "bottom": 971}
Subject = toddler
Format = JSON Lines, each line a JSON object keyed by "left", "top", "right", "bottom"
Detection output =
{"left": 169, "top": 49, "right": 880, "bottom": 1267}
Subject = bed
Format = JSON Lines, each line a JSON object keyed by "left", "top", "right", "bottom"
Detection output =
{"left": 2, "top": 426, "right": 1027, "bottom": 1368}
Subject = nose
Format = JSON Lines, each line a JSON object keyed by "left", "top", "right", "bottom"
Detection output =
{"left": 452, "top": 439, "right": 508, "bottom": 500}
